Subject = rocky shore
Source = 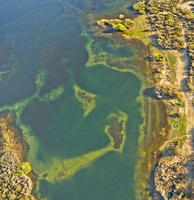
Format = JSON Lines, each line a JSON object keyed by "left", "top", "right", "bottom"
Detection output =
{"left": 0, "top": 112, "right": 35, "bottom": 200}
{"left": 95, "top": 0, "right": 194, "bottom": 199}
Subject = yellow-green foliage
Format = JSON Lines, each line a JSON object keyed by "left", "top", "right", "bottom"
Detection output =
{"left": 40, "top": 86, "right": 64, "bottom": 102}
{"left": 17, "top": 162, "right": 32, "bottom": 175}
{"left": 97, "top": 18, "right": 134, "bottom": 33}
{"left": 74, "top": 84, "right": 96, "bottom": 117}
{"left": 133, "top": 1, "right": 146, "bottom": 14}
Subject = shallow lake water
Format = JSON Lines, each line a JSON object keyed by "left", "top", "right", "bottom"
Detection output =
{"left": 0, "top": 0, "right": 146, "bottom": 199}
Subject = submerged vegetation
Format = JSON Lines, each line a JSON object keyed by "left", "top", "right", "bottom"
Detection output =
{"left": 74, "top": 84, "right": 97, "bottom": 117}
{"left": 40, "top": 85, "right": 65, "bottom": 102}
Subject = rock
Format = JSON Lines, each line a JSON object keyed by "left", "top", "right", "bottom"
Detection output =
{"left": 154, "top": 155, "right": 191, "bottom": 200}
{"left": 119, "top": 14, "right": 125, "bottom": 19}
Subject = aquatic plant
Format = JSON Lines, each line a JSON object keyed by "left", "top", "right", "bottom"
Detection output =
{"left": 40, "top": 85, "right": 65, "bottom": 102}
{"left": 74, "top": 84, "right": 96, "bottom": 117}
{"left": 105, "top": 110, "right": 128, "bottom": 151}
{"left": 40, "top": 145, "right": 113, "bottom": 183}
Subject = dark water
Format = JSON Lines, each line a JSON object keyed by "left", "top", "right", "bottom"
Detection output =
{"left": 0, "top": 0, "right": 144, "bottom": 199}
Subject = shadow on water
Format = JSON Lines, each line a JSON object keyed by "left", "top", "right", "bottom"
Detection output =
{"left": 143, "top": 87, "right": 158, "bottom": 99}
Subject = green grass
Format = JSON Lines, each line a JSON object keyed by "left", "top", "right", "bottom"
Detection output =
{"left": 170, "top": 114, "right": 187, "bottom": 135}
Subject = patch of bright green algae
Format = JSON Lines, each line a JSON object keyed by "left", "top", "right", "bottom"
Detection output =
{"left": 40, "top": 85, "right": 65, "bottom": 102}
{"left": 74, "top": 84, "right": 96, "bottom": 117}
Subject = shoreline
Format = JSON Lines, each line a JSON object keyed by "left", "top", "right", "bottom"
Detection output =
{"left": 95, "top": 0, "right": 193, "bottom": 199}
{"left": 0, "top": 111, "right": 36, "bottom": 200}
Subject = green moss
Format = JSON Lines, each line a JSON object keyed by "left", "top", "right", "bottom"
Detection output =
{"left": 74, "top": 84, "right": 96, "bottom": 117}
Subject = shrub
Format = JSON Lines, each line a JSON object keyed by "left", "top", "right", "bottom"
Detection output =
{"left": 133, "top": 1, "right": 146, "bottom": 14}
{"left": 17, "top": 162, "right": 32, "bottom": 175}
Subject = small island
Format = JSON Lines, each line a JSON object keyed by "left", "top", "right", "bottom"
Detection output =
{"left": 74, "top": 84, "right": 96, "bottom": 117}
{"left": 105, "top": 111, "right": 128, "bottom": 151}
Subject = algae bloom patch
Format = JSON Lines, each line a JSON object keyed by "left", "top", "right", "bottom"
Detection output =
{"left": 74, "top": 84, "right": 97, "bottom": 117}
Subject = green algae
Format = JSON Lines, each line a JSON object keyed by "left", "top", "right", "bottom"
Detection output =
{"left": 83, "top": 31, "right": 135, "bottom": 73}
{"left": 40, "top": 85, "right": 65, "bottom": 102}
{"left": 39, "top": 145, "right": 113, "bottom": 183}
{"left": 74, "top": 84, "right": 96, "bottom": 117}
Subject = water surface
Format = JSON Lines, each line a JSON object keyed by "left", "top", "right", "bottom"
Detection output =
{"left": 0, "top": 0, "right": 145, "bottom": 199}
